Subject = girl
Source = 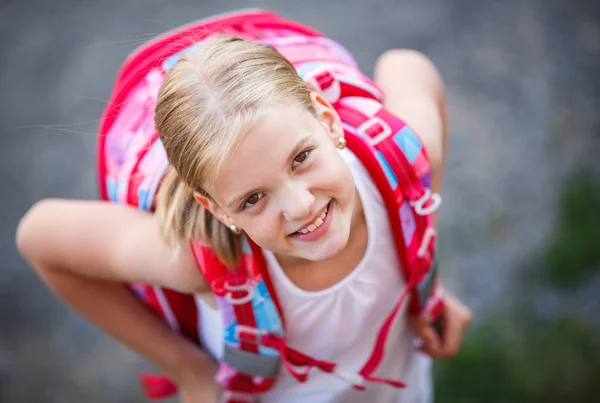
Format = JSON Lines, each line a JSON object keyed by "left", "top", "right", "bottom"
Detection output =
{"left": 16, "top": 9, "right": 471, "bottom": 403}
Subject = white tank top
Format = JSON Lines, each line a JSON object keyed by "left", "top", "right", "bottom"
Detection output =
{"left": 196, "top": 149, "right": 432, "bottom": 403}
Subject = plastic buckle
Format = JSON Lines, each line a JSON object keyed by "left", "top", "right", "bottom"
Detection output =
{"left": 417, "top": 227, "right": 437, "bottom": 258}
{"left": 357, "top": 116, "right": 392, "bottom": 146}
{"left": 306, "top": 69, "right": 341, "bottom": 103}
{"left": 411, "top": 188, "right": 442, "bottom": 216}
{"left": 235, "top": 325, "right": 265, "bottom": 341}
{"left": 224, "top": 280, "right": 255, "bottom": 305}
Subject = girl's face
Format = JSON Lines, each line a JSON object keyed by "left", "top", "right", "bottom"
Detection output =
{"left": 206, "top": 94, "right": 359, "bottom": 264}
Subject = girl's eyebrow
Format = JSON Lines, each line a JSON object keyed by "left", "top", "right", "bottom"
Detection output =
{"left": 226, "top": 136, "right": 311, "bottom": 210}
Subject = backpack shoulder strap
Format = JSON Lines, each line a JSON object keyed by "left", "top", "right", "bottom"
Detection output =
{"left": 334, "top": 96, "right": 447, "bottom": 385}
{"left": 338, "top": 97, "right": 445, "bottom": 320}
{"left": 190, "top": 237, "right": 284, "bottom": 397}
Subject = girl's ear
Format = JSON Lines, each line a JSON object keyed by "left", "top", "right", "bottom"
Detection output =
{"left": 309, "top": 91, "right": 344, "bottom": 144}
{"left": 193, "top": 192, "right": 236, "bottom": 227}
{"left": 193, "top": 192, "right": 211, "bottom": 210}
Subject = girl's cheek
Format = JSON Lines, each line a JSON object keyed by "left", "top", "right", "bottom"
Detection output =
{"left": 330, "top": 161, "right": 353, "bottom": 189}
{"left": 249, "top": 213, "right": 279, "bottom": 240}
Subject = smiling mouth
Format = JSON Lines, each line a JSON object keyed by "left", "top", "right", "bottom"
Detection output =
{"left": 292, "top": 203, "right": 330, "bottom": 235}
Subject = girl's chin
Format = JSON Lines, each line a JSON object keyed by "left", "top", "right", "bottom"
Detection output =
{"left": 297, "top": 234, "right": 349, "bottom": 262}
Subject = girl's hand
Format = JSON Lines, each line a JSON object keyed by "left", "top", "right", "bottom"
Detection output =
{"left": 174, "top": 353, "right": 223, "bottom": 403}
{"left": 178, "top": 381, "right": 222, "bottom": 403}
{"left": 409, "top": 291, "right": 472, "bottom": 359}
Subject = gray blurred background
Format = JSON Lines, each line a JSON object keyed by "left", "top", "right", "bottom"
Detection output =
{"left": 2, "top": 1, "right": 599, "bottom": 402}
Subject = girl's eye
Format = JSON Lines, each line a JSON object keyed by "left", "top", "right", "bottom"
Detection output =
{"left": 243, "top": 193, "right": 264, "bottom": 209}
{"left": 292, "top": 150, "right": 310, "bottom": 168}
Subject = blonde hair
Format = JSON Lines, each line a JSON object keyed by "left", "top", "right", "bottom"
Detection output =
{"left": 154, "top": 35, "right": 316, "bottom": 268}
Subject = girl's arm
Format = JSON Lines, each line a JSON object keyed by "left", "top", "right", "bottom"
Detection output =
{"left": 17, "top": 199, "right": 205, "bottom": 290}
{"left": 16, "top": 199, "right": 219, "bottom": 397}
{"left": 373, "top": 49, "right": 472, "bottom": 358}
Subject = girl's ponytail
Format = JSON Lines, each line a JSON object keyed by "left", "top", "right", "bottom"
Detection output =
{"left": 155, "top": 167, "right": 241, "bottom": 268}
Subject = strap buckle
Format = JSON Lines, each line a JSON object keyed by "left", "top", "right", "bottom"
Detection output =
{"left": 305, "top": 69, "right": 341, "bottom": 103}
{"left": 224, "top": 280, "right": 255, "bottom": 305}
{"left": 417, "top": 227, "right": 437, "bottom": 259}
{"left": 235, "top": 325, "right": 265, "bottom": 342}
{"left": 357, "top": 116, "right": 392, "bottom": 146}
{"left": 411, "top": 188, "right": 441, "bottom": 216}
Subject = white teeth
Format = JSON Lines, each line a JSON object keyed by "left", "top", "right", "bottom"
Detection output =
{"left": 297, "top": 205, "right": 329, "bottom": 234}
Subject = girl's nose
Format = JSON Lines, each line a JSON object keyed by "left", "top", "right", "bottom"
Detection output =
{"left": 281, "top": 183, "right": 315, "bottom": 222}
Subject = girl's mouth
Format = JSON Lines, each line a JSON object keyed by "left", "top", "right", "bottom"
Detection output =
{"left": 289, "top": 201, "right": 333, "bottom": 242}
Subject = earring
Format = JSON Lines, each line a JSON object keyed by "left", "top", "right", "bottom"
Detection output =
{"left": 229, "top": 224, "right": 242, "bottom": 235}
{"left": 336, "top": 137, "right": 347, "bottom": 150}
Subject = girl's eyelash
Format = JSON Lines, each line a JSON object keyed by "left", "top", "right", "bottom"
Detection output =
{"left": 240, "top": 148, "right": 314, "bottom": 211}
{"left": 293, "top": 148, "right": 313, "bottom": 167}
{"left": 242, "top": 192, "right": 264, "bottom": 210}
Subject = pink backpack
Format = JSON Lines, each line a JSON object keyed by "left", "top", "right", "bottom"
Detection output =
{"left": 97, "top": 9, "right": 445, "bottom": 402}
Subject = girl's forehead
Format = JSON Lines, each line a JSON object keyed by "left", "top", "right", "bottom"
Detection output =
{"left": 228, "top": 106, "right": 320, "bottom": 161}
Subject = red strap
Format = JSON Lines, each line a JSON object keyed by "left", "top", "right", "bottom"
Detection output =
{"left": 138, "top": 283, "right": 413, "bottom": 398}
{"left": 227, "top": 372, "right": 258, "bottom": 395}
{"left": 225, "top": 272, "right": 262, "bottom": 396}
{"left": 337, "top": 105, "right": 426, "bottom": 201}
{"left": 359, "top": 276, "right": 420, "bottom": 380}
{"left": 160, "top": 288, "right": 199, "bottom": 341}
{"left": 260, "top": 334, "right": 406, "bottom": 390}
{"left": 342, "top": 107, "right": 441, "bottom": 318}
{"left": 361, "top": 375, "right": 405, "bottom": 390}
{"left": 249, "top": 239, "right": 286, "bottom": 328}
{"left": 261, "top": 333, "right": 335, "bottom": 383}
{"left": 140, "top": 373, "right": 177, "bottom": 400}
